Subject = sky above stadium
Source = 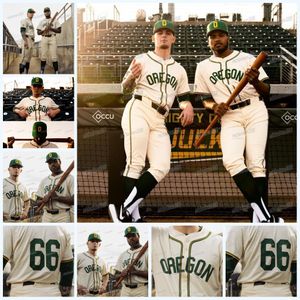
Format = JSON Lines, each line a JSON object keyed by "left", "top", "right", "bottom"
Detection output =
{"left": 78, "top": 1, "right": 297, "bottom": 29}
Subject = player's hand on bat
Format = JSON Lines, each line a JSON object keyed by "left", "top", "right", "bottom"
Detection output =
{"left": 129, "top": 59, "right": 142, "bottom": 79}
{"left": 120, "top": 268, "right": 130, "bottom": 277}
{"left": 60, "top": 285, "right": 71, "bottom": 296}
{"left": 245, "top": 67, "right": 259, "bottom": 84}
{"left": 179, "top": 102, "right": 194, "bottom": 127}
{"left": 213, "top": 102, "right": 228, "bottom": 117}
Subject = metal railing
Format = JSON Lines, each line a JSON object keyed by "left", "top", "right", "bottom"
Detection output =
{"left": 279, "top": 46, "right": 297, "bottom": 84}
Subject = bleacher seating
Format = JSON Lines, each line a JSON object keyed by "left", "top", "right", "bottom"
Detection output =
{"left": 78, "top": 22, "right": 297, "bottom": 84}
{"left": 3, "top": 88, "right": 74, "bottom": 121}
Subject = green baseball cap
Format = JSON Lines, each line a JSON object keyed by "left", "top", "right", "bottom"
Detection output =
{"left": 27, "top": 8, "right": 35, "bottom": 13}
{"left": 32, "top": 121, "right": 47, "bottom": 138}
{"left": 88, "top": 233, "right": 101, "bottom": 241}
{"left": 45, "top": 152, "right": 60, "bottom": 163}
{"left": 207, "top": 20, "right": 229, "bottom": 37}
{"left": 9, "top": 159, "right": 23, "bottom": 168}
{"left": 31, "top": 77, "right": 43, "bottom": 86}
{"left": 124, "top": 226, "right": 139, "bottom": 237}
{"left": 153, "top": 19, "right": 175, "bottom": 35}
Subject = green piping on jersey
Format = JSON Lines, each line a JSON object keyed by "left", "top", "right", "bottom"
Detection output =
{"left": 147, "top": 53, "right": 164, "bottom": 105}
{"left": 169, "top": 235, "right": 184, "bottom": 297}
{"left": 125, "top": 99, "right": 136, "bottom": 177}
{"left": 165, "top": 60, "right": 176, "bottom": 106}
{"left": 225, "top": 251, "right": 240, "bottom": 261}
{"left": 187, "top": 231, "right": 212, "bottom": 296}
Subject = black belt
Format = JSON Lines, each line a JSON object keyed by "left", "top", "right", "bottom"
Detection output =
{"left": 134, "top": 94, "right": 167, "bottom": 116}
{"left": 44, "top": 35, "right": 55, "bottom": 37}
{"left": 23, "top": 281, "right": 56, "bottom": 286}
{"left": 124, "top": 283, "right": 148, "bottom": 289}
{"left": 10, "top": 215, "right": 21, "bottom": 220}
{"left": 253, "top": 281, "right": 286, "bottom": 286}
{"left": 230, "top": 99, "right": 251, "bottom": 110}
{"left": 46, "top": 208, "right": 70, "bottom": 214}
{"left": 89, "top": 290, "right": 99, "bottom": 295}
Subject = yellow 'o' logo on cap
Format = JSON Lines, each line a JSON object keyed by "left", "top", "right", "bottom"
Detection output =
{"left": 162, "top": 20, "right": 167, "bottom": 27}
{"left": 38, "top": 126, "right": 42, "bottom": 132}
{"left": 213, "top": 21, "right": 218, "bottom": 28}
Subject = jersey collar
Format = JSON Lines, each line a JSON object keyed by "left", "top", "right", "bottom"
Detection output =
{"left": 210, "top": 49, "right": 240, "bottom": 63}
{"left": 148, "top": 51, "right": 174, "bottom": 63}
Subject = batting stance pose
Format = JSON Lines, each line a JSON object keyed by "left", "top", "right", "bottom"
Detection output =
{"left": 194, "top": 20, "right": 281, "bottom": 223}
{"left": 77, "top": 233, "right": 109, "bottom": 296}
{"left": 226, "top": 225, "right": 297, "bottom": 297}
{"left": 109, "top": 19, "right": 194, "bottom": 223}
{"left": 152, "top": 226, "right": 222, "bottom": 297}
{"left": 3, "top": 226, "right": 74, "bottom": 297}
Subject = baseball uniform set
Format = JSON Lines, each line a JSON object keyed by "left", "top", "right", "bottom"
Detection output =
{"left": 77, "top": 233, "right": 108, "bottom": 296}
{"left": 3, "top": 226, "right": 73, "bottom": 297}
{"left": 115, "top": 227, "right": 148, "bottom": 296}
{"left": 226, "top": 225, "right": 297, "bottom": 297}
{"left": 3, "top": 159, "right": 29, "bottom": 222}
{"left": 37, "top": 7, "right": 61, "bottom": 74}
{"left": 36, "top": 152, "right": 74, "bottom": 223}
{"left": 20, "top": 8, "right": 35, "bottom": 74}
{"left": 152, "top": 226, "right": 222, "bottom": 297}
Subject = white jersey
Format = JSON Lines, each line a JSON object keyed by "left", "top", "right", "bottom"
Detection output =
{"left": 37, "top": 18, "right": 61, "bottom": 35}
{"left": 36, "top": 173, "right": 74, "bottom": 210}
{"left": 3, "top": 177, "right": 29, "bottom": 218}
{"left": 77, "top": 252, "right": 108, "bottom": 292}
{"left": 14, "top": 96, "right": 59, "bottom": 121}
{"left": 22, "top": 140, "right": 58, "bottom": 148}
{"left": 226, "top": 225, "right": 297, "bottom": 284}
{"left": 124, "top": 51, "right": 190, "bottom": 110}
{"left": 4, "top": 226, "right": 73, "bottom": 284}
{"left": 115, "top": 247, "right": 148, "bottom": 285}
{"left": 152, "top": 226, "right": 222, "bottom": 297}
{"left": 194, "top": 50, "right": 269, "bottom": 104}
{"left": 20, "top": 17, "right": 35, "bottom": 38}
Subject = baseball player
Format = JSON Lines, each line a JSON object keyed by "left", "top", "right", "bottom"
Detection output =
{"left": 22, "top": 121, "right": 58, "bottom": 148}
{"left": 3, "top": 225, "right": 74, "bottom": 297}
{"left": 37, "top": 7, "right": 61, "bottom": 74}
{"left": 194, "top": 20, "right": 281, "bottom": 223}
{"left": 3, "top": 159, "right": 29, "bottom": 222}
{"left": 109, "top": 19, "right": 194, "bottom": 223}
{"left": 77, "top": 233, "right": 109, "bottom": 296}
{"left": 115, "top": 226, "right": 148, "bottom": 297}
{"left": 13, "top": 77, "right": 60, "bottom": 121}
{"left": 152, "top": 225, "right": 222, "bottom": 297}
{"left": 226, "top": 225, "right": 297, "bottom": 297}
{"left": 20, "top": 8, "right": 35, "bottom": 74}
{"left": 36, "top": 152, "right": 74, "bottom": 223}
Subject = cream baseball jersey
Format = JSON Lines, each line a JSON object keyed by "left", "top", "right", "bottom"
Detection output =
{"left": 152, "top": 226, "right": 222, "bottom": 297}
{"left": 77, "top": 252, "right": 108, "bottom": 292}
{"left": 37, "top": 19, "right": 60, "bottom": 33}
{"left": 20, "top": 18, "right": 35, "bottom": 38}
{"left": 115, "top": 247, "right": 148, "bottom": 285}
{"left": 22, "top": 140, "right": 58, "bottom": 148}
{"left": 124, "top": 51, "right": 190, "bottom": 110}
{"left": 4, "top": 226, "right": 73, "bottom": 284}
{"left": 14, "top": 96, "right": 59, "bottom": 121}
{"left": 226, "top": 226, "right": 297, "bottom": 284}
{"left": 194, "top": 50, "right": 268, "bottom": 104}
{"left": 152, "top": 227, "right": 223, "bottom": 297}
{"left": 36, "top": 173, "right": 74, "bottom": 210}
{"left": 3, "top": 177, "right": 28, "bottom": 217}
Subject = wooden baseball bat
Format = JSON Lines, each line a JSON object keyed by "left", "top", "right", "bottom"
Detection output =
{"left": 194, "top": 51, "right": 267, "bottom": 148}
{"left": 8, "top": 137, "right": 73, "bottom": 142}
{"left": 114, "top": 241, "right": 148, "bottom": 289}
{"left": 35, "top": 160, "right": 74, "bottom": 213}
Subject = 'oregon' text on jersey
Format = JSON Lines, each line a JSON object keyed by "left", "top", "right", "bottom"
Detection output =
{"left": 146, "top": 72, "right": 178, "bottom": 90}
{"left": 27, "top": 105, "right": 49, "bottom": 114}
{"left": 6, "top": 190, "right": 24, "bottom": 199}
{"left": 160, "top": 256, "right": 214, "bottom": 281}
{"left": 210, "top": 68, "right": 243, "bottom": 84}
{"left": 84, "top": 264, "right": 102, "bottom": 273}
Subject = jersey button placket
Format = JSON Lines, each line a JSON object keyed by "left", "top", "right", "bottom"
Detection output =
{"left": 181, "top": 237, "right": 189, "bottom": 297}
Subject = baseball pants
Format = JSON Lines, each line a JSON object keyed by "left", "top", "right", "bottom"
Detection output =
{"left": 121, "top": 98, "right": 171, "bottom": 183}
{"left": 41, "top": 36, "right": 58, "bottom": 61}
{"left": 120, "top": 284, "right": 148, "bottom": 297}
{"left": 42, "top": 209, "right": 71, "bottom": 223}
{"left": 241, "top": 282, "right": 292, "bottom": 297}
{"left": 21, "top": 37, "right": 34, "bottom": 64}
{"left": 221, "top": 99, "right": 268, "bottom": 177}
{"left": 10, "top": 283, "right": 61, "bottom": 296}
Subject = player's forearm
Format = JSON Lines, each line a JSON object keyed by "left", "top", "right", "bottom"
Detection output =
{"left": 51, "top": 27, "right": 61, "bottom": 34}
{"left": 21, "top": 30, "right": 27, "bottom": 42}
{"left": 60, "top": 260, "right": 74, "bottom": 287}
{"left": 131, "top": 269, "right": 148, "bottom": 279}
{"left": 225, "top": 253, "right": 239, "bottom": 282}
{"left": 251, "top": 80, "right": 270, "bottom": 100}
{"left": 56, "top": 195, "right": 74, "bottom": 205}
{"left": 122, "top": 75, "right": 137, "bottom": 95}
{"left": 203, "top": 99, "right": 217, "bottom": 111}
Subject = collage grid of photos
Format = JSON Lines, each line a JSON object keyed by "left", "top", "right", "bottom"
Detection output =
{"left": 1, "top": 1, "right": 298, "bottom": 299}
